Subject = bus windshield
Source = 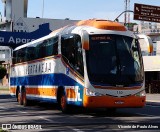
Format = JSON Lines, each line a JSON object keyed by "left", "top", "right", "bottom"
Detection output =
{"left": 86, "top": 34, "right": 144, "bottom": 86}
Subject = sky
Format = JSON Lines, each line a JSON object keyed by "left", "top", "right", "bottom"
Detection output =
{"left": 0, "top": 0, "right": 160, "bottom": 22}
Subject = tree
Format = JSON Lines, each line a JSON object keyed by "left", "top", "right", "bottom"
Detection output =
{"left": 0, "top": 66, "right": 7, "bottom": 79}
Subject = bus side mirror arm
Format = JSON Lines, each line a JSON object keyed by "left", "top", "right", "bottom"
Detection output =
{"left": 81, "top": 30, "right": 89, "bottom": 50}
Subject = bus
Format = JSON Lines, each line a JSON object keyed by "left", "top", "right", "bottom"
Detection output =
{"left": 10, "top": 19, "right": 145, "bottom": 113}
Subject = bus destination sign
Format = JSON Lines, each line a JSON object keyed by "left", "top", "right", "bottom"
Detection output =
{"left": 134, "top": 3, "right": 160, "bottom": 23}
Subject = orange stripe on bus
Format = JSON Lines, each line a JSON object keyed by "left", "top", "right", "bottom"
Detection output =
{"left": 66, "top": 88, "right": 76, "bottom": 98}
{"left": 26, "top": 87, "right": 57, "bottom": 97}
{"left": 10, "top": 87, "right": 16, "bottom": 94}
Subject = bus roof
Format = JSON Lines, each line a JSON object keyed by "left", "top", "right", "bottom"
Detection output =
{"left": 76, "top": 19, "right": 127, "bottom": 31}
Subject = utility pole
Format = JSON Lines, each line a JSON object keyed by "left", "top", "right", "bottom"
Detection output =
{"left": 42, "top": 0, "right": 44, "bottom": 18}
{"left": 124, "top": 0, "right": 130, "bottom": 23}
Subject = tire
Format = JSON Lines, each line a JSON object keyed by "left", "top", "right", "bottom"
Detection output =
{"left": 60, "top": 92, "right": 70, "bottom": 113}
{"left": 17, "top": 90, "right": 23, "bottom": 105}
{"left": 22, "top": 91, "right": 27, "bottom": 106}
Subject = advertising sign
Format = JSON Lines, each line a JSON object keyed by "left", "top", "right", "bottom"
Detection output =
{"left": 0, "top": 23, "right": 52, "bottom": 48}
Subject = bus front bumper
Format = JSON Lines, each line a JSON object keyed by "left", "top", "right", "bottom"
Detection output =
{"left": 83, "top": 94, "right": 146, "bottom": 108}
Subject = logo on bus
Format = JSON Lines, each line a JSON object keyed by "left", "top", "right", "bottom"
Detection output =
{"left": 75, "top": 86, "right": 82, "bottom": 102}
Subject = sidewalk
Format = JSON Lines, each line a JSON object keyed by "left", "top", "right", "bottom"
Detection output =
{"left": 146, "top": 94, "right": 160, "bottom": 106}
{"left": 0, "top": 86, "right": 9, "bottom": 94}
{"left": 0, "top": 90, "right": 9, "bottom": 94}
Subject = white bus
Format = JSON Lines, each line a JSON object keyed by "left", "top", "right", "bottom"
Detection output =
{"left": 10, "top": 19, "right": 145, "bottom": 113}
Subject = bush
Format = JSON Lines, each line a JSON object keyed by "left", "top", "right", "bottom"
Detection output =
{"left": 0, "top": 66, "right": 7, "bottom": 79}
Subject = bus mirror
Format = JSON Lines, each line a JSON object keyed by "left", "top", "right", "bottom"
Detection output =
{"left": 81, "top": 30, "right": 89, "bottom": 50}
{"left": 137, "top": 35, "right": 153, "bottom": 53}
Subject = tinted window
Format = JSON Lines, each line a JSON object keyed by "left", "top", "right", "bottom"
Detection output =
{"left": 86, "top": 34, "right": 144, "bottom": 86}
{"left": 61, "top": 34, "right": 84, "bottom": 76}
{"left": 35, "top": 36, "right": 58, "bottom": 59}
{"left": 13, "top": 36, "right": 58, "bottom": 63}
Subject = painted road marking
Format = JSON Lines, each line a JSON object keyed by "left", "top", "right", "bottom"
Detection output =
{"left": 136, "top": 113, "right": 155, "bottom": 117}
{"left": 146, "top": 105, "right": 160, "bottom": 108}
{"left": 72, "top": 128, "right": 85, "bottom": 132}
{"left": 38, "top": 116, "right": 53, "bottom": 122}
{"left": 0, "top": 106, "right": 6, "bottom": 109}
{"left": 16, "top": 110, "right": 28, "bottom": 114}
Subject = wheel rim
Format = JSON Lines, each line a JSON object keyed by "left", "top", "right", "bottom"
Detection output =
{"left": 23, "top": 93, "right": 26, "bottom": 105}
{"left": 18, "top": 92, "right": 21, "bottom": 104}
{"left": 61, "top": 95, "right": 66, "bottom": 110}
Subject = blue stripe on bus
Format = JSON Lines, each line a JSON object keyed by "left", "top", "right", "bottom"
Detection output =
{"left": 10, "top": 73, "right": 83, "bottom": 87}
{"left": 27, "top": 96, "right": 57, "bottom": 103}
{"left": 26, "top": 95, "right": 82, "bottom": 106}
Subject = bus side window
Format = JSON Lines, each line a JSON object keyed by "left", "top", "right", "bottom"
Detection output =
{"left": 61, "top": 34, "right": 84, "bottom": 77}
{"left": 25, "top": 47, "right": 36, "bottom": 61}
{"left": 40, "top": 40, "right": 47, "bottom": 58}
{"left": 35, "top": 41, "right": 43, "bottom": 59}
{"left": 74, "top": 35, "right": 84, "bottom": 76}
{"left": 45, "top": 36, "right": 58, "bottom": 56}
{"left": 35, "top": 36, "right": 58, "bottom": 59}
{"left": 61, "top": 34, "right": 74, "bottom": 64}
{"left": 17, "top": 48, "right": 25, "bottom": 63}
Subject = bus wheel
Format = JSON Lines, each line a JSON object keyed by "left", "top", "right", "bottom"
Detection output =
{"left": 17, "top": 90, "right": 23, "bottom": 105}
{"left": 60, "top": 93, "right": 69, "bottom": 113}
{"left": 22, "top": 91, "right": 27, "bottom": 106}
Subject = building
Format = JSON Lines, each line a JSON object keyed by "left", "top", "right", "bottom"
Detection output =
{"left": 133, "top": 22, "right": 160, "bottom": 42}
{"left": 134, "top": 22, "right": 160, "bottom": 93}
{"left": 0, "top": 46, "right": 11, "bottom": 86}
{"left": 0, "top": 0, "right": 78, "bottom": 86}
{"left": 0, "top": 0, "right": 78, "bottom": 32}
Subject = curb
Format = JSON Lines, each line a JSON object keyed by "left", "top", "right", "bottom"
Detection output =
{"left": 146, "top": 101, "right": 160, "bottom": 106}
{"left": 0, "top": 91, "right": 9, "bottom": 95}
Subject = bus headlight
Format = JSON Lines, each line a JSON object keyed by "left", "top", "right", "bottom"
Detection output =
{"left": 135, "top": 90, "right": 146, "bottom": 97}
{"left": 85, "top": 88, "right": 102, "bottom": 96}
